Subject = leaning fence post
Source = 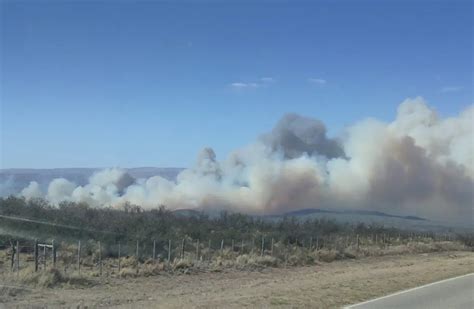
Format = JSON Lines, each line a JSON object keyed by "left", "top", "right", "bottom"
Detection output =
{"left": 77, "top": 240, "right": 81, "bottom": 275}
{"left": 153, "top": 240, "right": 156, "bottom": 261}
{"left": 261, "top": 236, "right": 265, "bottom": 256}
{"left": 34, "top": 239, "right": 39, "bottom": 272}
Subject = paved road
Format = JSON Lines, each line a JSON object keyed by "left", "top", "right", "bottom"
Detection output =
{"left": 346, "top": 273, "right": 474, "bottom": 309}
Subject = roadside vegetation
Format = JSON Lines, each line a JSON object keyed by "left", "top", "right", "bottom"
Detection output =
{"left": 0, "top": 196, "right": 472, "bottom": 290}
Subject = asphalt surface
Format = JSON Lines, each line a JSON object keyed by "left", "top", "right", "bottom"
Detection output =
{"left": 346, "top": 273, "right": 474, "bottom": 309}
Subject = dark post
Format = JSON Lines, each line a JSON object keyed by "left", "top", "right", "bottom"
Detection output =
{"left": 220, "top": 239, "right": 224, "bottom": 253}
{"left": 10, "top": 241, "right": 15, "bottom": 271}
{"left": 118, "top": 242, "right": 121, "bottom": 272}
{"left": 153, "top": 240, "right": 156, "bottom": 261}
{"left": 98, "top": 241, "right": 102, "bottom": 276}
{"left": 15, "top": 241, "right": 20, "bottom": 272}
{"left": 52, "top": 240, "right": 56, "bottom": 268}
{"left": 43, "top": 244, "right": 47, "bottom": 269}
{"left": 168, "top": 240, "right": 171, "bottom": 262}
{"left": 136, "top": 240, "right": 139, "bottom": 260}
{"left": 77, "top": 240, "right": 81, "bottom": 275}
{"left": 261, "top": 236, "right": 265, "bottom": 256}
{"left": 181, "top": 238, "right": 185, "bottom": 259}
{"left": 196, "top": 239, "right": 200, "bottom": 260}
{"left": 34, "top": 239, "right": 39, "bottom": 272}
{"left": 271, "top": 238, "right": 274, "bottom": 256}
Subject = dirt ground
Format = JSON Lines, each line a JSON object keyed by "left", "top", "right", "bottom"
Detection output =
{"left": 1, "top": 251, "right": 473, "bottom": 308}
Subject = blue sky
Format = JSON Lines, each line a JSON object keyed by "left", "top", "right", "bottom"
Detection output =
{"left": 1, "top": 0, "right": 472, "bottom": 168}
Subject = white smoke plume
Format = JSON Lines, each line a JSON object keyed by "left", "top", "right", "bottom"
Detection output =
{"left": 20, "top": 97, "right": 473, "bottom": 223}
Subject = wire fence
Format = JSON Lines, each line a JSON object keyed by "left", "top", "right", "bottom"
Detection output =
{"left": 0, "top": 231, "right": 457, "bottom": 277}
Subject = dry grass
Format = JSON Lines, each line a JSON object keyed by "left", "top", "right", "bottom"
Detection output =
{"left": 3, "top": 266, "right": 95, "bottom": 289}
{"left": 2, "top": 251, "right": 472, "bottom": 308}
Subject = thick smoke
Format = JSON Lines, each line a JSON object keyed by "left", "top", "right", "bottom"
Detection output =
{"left": 261, "top": 113, "right": 345, "bottom": 159}
{"left": 20, "top": 97, "right": 473, "bottom": 223}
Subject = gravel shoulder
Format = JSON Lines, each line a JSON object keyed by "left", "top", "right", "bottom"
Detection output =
{"left": 1, "top": 251, "right": 473, "bottom": 308}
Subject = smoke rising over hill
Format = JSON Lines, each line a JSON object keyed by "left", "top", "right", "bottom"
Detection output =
{"left": 19, "top": 97, "right": 473, "bottom": 223}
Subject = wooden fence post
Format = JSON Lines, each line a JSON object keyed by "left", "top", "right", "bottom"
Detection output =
{"left": 231, "top": 239, "right": 234, "bottom": 252}
{"left": 196, "top": 239, "right": 200, "bottom": 260}
{"left": 118, "top": 242, "right": 121, "bottom": 272}
{"left": 261, "top": 236, "right": 265, "bottom": 256}
{"left": 52, "top": 240, "right": 56, "bottom": 268}
{"left": 168, "top": 240, "right": 171, "bottom": 263}
{"left": 136, "top": 240, "right": 139, "bottom": 260}
{"left": 316, "top": 237, "right": 319, "bottom": 250}
{"left": 309, "top": 237, "right": 313, "bottom": 250}
{"left": 98, "top": 241, "right": 102, "bottom": 276}
{"left": 43, "top": 243, "right": 47, "bottom": 270}
{"left": 241, "top": 239, "right": 244, "bottom": 254}
{"left": 220, "top": 239, "right": 224, "bottom": 253}
{"left": 356, "top": 234, "right": 360, "bottom": 250}
{"left": 181, "top": 238, "right": 185, "bottom": 259}
{"left": 153, "top": 240, "right": 156, "bottom": 261}
{"left": 10, "top": 241, "right": 15, "bottom": 271}
{"left": 271, "top": 238, "right": 274, "bottom": 256}
{"left": 15, "top": 241, "right": 20, "bottom": 272}
{"left": 208, "top": 239, "right": 211, "bottom": 260}
{"left": 34, "top": 239, "right": 39, "bottom": 272}
{"left": 77, "top": 240, "right": 81, "bottom": 275}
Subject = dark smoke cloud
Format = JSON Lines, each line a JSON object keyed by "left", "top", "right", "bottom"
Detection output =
{"left": 262, "top": 113, "right": 345, "bottom": 159}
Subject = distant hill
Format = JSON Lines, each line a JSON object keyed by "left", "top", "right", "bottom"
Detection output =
{"left": 0, "top": 167, "right": 185, "bottom": 196}
{"left": 282, "top": 208, "right": 427, "bottom": 221}
{"left": 267, "top": 208, "right": 473, "bottom": 233}
{"left": 174, "top": 207, "right": 471, "bottom": 233}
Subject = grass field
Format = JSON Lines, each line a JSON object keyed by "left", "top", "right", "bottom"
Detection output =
{"left": 1, "top": 250, "right": 472, "bottom": 308}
